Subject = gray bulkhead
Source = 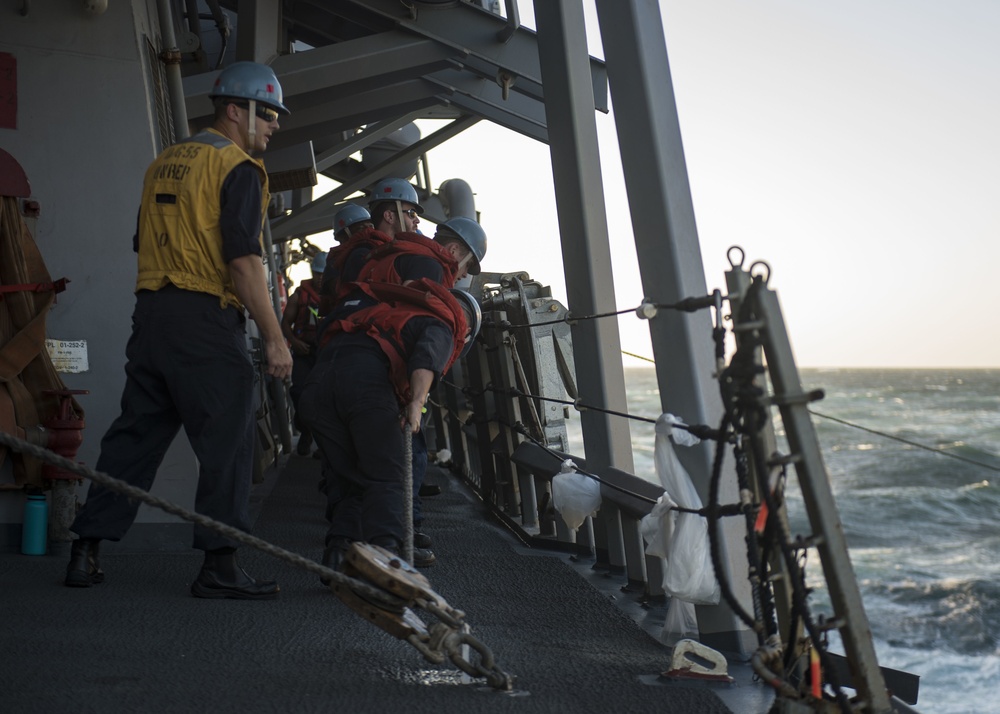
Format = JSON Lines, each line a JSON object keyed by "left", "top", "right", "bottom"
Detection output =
{"left": 1, "top": 2, "right": 199, "bottom": 546}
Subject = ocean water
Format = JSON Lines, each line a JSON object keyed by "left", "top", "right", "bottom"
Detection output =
{"left": 565, "top": 367, "right": 1000, "bottom": 714}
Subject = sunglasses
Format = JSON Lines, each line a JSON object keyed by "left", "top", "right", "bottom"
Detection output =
{"left": 401, "top": 209, "right": 418, "bottom": 218}
{"left": 234, "top": 102, "right": 279, "bottom": 123}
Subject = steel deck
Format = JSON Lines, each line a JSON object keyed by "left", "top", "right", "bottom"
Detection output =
{"left": 1, "top": 452, "right": 771, "bottom": 713}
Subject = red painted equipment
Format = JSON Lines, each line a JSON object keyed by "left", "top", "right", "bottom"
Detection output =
{"left": 41, "top": 389, "right": 89, "bottom": 481}
{"left": 0, "top": 148, "right": 31, "bottom": 198}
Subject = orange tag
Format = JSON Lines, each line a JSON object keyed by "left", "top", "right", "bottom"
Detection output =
{"left": 754, "top": 502, "right": 769, "bottom": 533}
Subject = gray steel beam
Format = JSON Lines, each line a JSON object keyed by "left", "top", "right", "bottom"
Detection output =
{"left": 594, "top": 0, "right": 755, "bottom": 656}
{"left": 184, "top": 31, "right": 464, "bottom": 120}
{"left": 183, "top": 16, "right": 567, "bottom": 146}
{"left": 271, "top": 115, "right": 479, "bottom": 240}
{"left": 269, "top": 32, "right": 465, "bottom": 110}
{"left": 311, "top": 0, "right": 609, "bottom": 112}
{"left": 533, "top": 0, "right": 634, "bottom": 475}
{"left": 235, "top": 0, "right": 282, "bottom": 64}
{"left": 314, "top": 110, "right": 426, "bottom": 172}
{"left": 424, "top": 69, "right": 547, "bottom": 142}
{"left": 265, "top": 79, "right": 445, "bottom": 151}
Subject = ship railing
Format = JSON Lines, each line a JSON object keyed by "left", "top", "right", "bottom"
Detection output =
{"left": 430, "top": 406, "right": 668, "bottom": 602}
{"left": 508, "top": 441, "right": 667, "bottom": 599}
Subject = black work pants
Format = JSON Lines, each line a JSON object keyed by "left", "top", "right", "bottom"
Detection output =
{"left": 298, "top": 343, "right": 407, "bottom": 547}
{"left": 71, "top": 288, "right": 255, "bottom": 551}
{"left": 289, "top": 350, "right": 316, "bottom": 410}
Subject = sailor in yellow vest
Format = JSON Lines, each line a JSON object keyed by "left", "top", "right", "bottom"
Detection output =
{"left": 65, "top": 62, "right": 293, "bottom": 600}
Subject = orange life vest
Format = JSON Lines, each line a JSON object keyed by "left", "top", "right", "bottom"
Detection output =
{"left": 319, "top": 279, "right": 467, "bottom": 406}
{"left": 356, "top": 233, "right": 460, "bottom": 290}
{"left": 324, "top": 227, "right": 393, "bottom": 308}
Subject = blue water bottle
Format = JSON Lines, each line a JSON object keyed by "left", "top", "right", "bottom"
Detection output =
{"left": 21, "top": 490, "right": 48, "bottom": 556}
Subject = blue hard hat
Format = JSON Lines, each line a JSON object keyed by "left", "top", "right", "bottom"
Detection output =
{"left": 369, "top": 178, "right": 423, "bottom": 214}
{"left": 439, "top": 217, "right": 487, "bottom": 275}
{"left": 210, "top": 61, "right": 290, "bottom": 115}
{"left": 332, "top": 204, "right": 372, "bottom": 236}
{"left": 311, "top": 252, "right": 327, "bottom": 273}
{"left": 450, "top": 289, "right": 482, "bottom": 358}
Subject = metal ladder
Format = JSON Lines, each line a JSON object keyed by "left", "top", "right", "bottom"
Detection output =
{"left": 726, "top": 255, "right": 892, "bottom": 714}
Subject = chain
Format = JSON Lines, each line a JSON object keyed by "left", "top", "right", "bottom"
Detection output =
{"left": 435, "top": 624, "right": 513, "bottom": 690}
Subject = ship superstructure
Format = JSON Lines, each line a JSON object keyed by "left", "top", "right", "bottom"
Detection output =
{"left": 0, "top": 3, "right": 919, "bottom": 712}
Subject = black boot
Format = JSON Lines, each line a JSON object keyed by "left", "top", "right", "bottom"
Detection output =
{"left": 65, "top": 538, "right": 104, "bottom": 588}
{"left": 320, "top": 537, "right": 350, "bottom": 586}
{"left": 190, "top": 548, "right": 279, "bottom": 600}
{"left": 412, "top": 547, "right": 436, "bottom": 568}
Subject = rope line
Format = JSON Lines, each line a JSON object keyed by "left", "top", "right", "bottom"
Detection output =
{"left": 485, "top": 385, "right": 728, "bottom": 443}
{"left": 509, "top": 422, "right": 744, "bottom": 518}
{"left": 616, "top": 355, "right": 997, "bottom": 475}
{"left": 0, "top": 430, "right": 402, "bottom": 608}
{"left": 510, "top": 425, "right": 657, "bottom": 506}
{"left": 482, "top": 294, "right": 720, "bottom": 331}
{"left": 809, "top": 409, "right": 1000, "bottom": 474}
{"left": 621, "top": 350, "right": 655, "bottom": 364}
{"left": 482, "top": 305, "right": 639, "bottom": 330}
{"left": 0, "top": 428, "right": 514, "bottom": 689}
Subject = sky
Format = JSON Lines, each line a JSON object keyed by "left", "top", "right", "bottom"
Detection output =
{"left": 307, "top": 0, "right": 1000, "bottom": 369}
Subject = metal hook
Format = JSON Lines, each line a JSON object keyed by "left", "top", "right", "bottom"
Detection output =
{"left": 727, "top": 246, "right": 746, "bottom": 269}
{"left": 497, "top": 70, "right": 515, "bottom": 101}
{"left": 748, "top": 260, "right": 771, "bottom": 285}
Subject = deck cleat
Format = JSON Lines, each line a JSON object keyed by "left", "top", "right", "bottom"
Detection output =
{"left": 663, "top": 639, "right": 734, "bottom": 684}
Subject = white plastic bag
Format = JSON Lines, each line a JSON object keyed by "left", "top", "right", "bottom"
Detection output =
{"left": 654, "top": 414, "right": 720, "bottom": 605}
{"left": 639, "top": 492, "right": 677, "bottom": 559}
{"left": 551, "top": 459, "right": 601, "bottom": 531}
{"left": 660, "top": 598, "right": 700, "bottom": 647}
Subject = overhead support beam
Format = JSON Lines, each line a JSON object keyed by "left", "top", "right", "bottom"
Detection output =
{"left": 265, "top": 79, "right": 446, "bottom": 151}
{"left": 310, "top": 0, "right": 609, "bottom": 111}
{"left": 271, "top": 115, "right": 480, "bottom": 240}
{"left": 269, "top": 31, "right": 467, "bottom": 111}
{"left": 184, "top": 4, "right": 606, "bottom": 147}
{"left": 314, "top": 110, "right": 426, "bottom": 173}
{"left": 424, "top": 69, "right": 548, "bottom": 142}
{"left": 184, "top": 31, "right": 466, "bottom": 121}
{"left": 235, "top": 0, "right": 283, "bottom": 64}
{"left": 594, "top": 0, "right": 754, "bottom": 656}
{"left": 497, "top": 0, "right": 521, "bottom": 44}
{"left": 533, "top": 0, "right": 634, "bottom": 475}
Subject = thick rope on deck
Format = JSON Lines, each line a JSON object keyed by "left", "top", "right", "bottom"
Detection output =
{"left": 0, "top": 427, "right": 516, "bottom": 690}
{"left": 0, "top": 428, "right": 402, "bottom": 608}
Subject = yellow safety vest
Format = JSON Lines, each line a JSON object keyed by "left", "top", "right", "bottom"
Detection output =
{"left": 135, "top": 128, "right": 269, "bottom": 309}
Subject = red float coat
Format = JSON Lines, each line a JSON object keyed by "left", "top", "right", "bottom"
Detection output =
{"left": 319, "top": 278, "right": 467, "bottom": 406}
